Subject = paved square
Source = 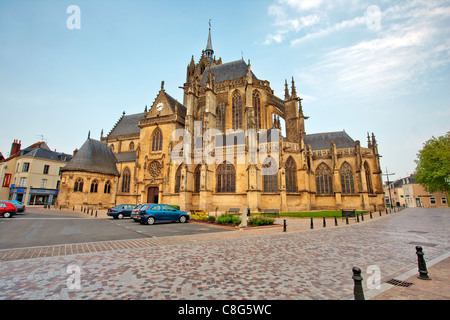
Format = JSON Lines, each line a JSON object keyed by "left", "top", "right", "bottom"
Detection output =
{"left": 0, "top": 208, "right": 448, "bottom": 300}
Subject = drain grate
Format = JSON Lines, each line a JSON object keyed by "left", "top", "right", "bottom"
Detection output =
{"left": 386, "top": 279, "right": 414, "bottom": 287}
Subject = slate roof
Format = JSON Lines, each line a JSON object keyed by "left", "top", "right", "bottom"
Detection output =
{"left": 200, "top": 59, "right": 257, "bottom": 86}
{"left": 115, "top": 151, "right": 137, "bottom": 163}
{"left": 22, "top": 148, "right": 72, "bottom": 162}
{"left": 108, "top": 113, "right": 145, "bottom": 137}
{"left": 61, "top": 138, "right": 119, "bottom": 176}
{"left": 304, "top": 131, "right": 355, "bottom": 150}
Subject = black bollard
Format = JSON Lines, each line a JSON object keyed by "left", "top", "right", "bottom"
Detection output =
{"left": 334, "top": 216, "right": 338, "bottom": 226}
{"left": 380, "top": 210, "right": 382, "bottom": 216}
{"left": 283, "top": 219, "right": 286, "bottom": 232}
{"left": 370, "top": 212, "right": 373, "bottom": 219}
{"left": 356, "top": 214, "right": 360, "bottom": 223}
{"left": 90, "top": 209, "right": 93, "bottom": 216}
{"left": 352, "top": 267, "right": 365, "bottom": 300}
{"left": 310, "top": 217, "right": 314, "bottom": 229}
{"left": 416, "top": 246, "right": 431, "bottom": 280}
{"left": 346, "top": 216, "right": 349, "bottom": 225}
{"left": 73, "top": 206, "right": 75, "bottom": 211}
{"left": 323, "top": 217, "right": 326, "bottom": 228}
{"left": 95, "top": 211, "right": 98, "bottom": 218}
{"left": 361, "top": 213, "right": 364, "bottom": 221}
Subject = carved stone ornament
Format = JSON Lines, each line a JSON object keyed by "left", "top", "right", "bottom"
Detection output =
{"left": 148, "top": 161, "right": 162, "bottom": 178}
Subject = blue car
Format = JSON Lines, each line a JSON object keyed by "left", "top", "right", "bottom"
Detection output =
{"left": 135, "top": 203, "right": 189, "bottom": 225}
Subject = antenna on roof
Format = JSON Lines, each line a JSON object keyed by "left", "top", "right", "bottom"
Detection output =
{"left": 36, "top": 134, "right": 47, "bottom": 143}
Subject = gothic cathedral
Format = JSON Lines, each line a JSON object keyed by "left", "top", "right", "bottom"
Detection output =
{"left": 57, "top": 28, "right": 385, "bottom": 212}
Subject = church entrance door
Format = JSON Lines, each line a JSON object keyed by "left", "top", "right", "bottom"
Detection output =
{"left": 147, "top": 187, "right": 159, "bottom": 204}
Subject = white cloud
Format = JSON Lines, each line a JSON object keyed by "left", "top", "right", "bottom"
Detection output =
{"left": 298, "top": 1, "right": 450, "bottom": 99}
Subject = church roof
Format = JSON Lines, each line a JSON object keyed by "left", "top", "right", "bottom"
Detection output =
{"left": 304, "top": 131, "right": 355, "bottom": 150}
{"left": 200, "top": 59, "right": 257, "bottom": 86}
{"left": 108, "top": 112, "right": 145, "bottom": 137}
{"left": 61, "top": 138, "right": 119, "bottom": 176}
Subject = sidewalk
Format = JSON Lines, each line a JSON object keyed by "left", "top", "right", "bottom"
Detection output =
{"left": 2, "top": 207, "right": 448, "bottom": 300}
{"left": 370, "top": 255, "right": 450, "bottom": 300}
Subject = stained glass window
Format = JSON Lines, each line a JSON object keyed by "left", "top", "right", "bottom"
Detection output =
{"left": 152, "top": 128, "right": 163, "bottom": 151}
{"left": 263, "top": 157, "right": 278, "bottom": 192}
{"left": 90, "top": 179, "right": 98, "bottom": 193}
{"left": 253, "top": 92, "right": 261, "bottom": 130}
{"left": 316, "top": 163, "right": 333, "bottom": 195}
{"left": 216, "top": 102, "right": 226, "bottom": 133}
{"left": 217, "top": 162, "right": 235, "bottom": 193}
{"left": 232, "top": 91, "right": 242, "bottom": 130}
{"left": 285, "top": 157, "right": 297, "bottom": 192}
{"left": 74, "top": 178, "right": 83, "bottom": 192}
{"left": 175, "top": 165, "right": 182, "bottom": 193}
{"left": 122, "top": 168, "right": 131, "bottom": 193}
{"left": 340, "top": 162, "right": 355, "bottom": 194}
{"left": 194, "top": 165, "right": 201, "bottom": 193}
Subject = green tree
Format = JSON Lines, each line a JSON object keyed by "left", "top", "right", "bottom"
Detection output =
{"left": 414, "top": 132, "right": 450, "bottom": 201}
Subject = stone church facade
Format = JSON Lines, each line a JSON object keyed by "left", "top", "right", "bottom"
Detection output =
{"left": 57, "top": 29, "right": 385, "bottom": 212}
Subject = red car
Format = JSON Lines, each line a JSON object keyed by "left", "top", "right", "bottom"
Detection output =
{"left": 0, "top": 201, "right": 16, "bottom": 218}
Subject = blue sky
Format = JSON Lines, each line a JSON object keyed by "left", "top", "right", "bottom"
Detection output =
{"left": 0, "top": 0, "right": 449, "bottom": 182}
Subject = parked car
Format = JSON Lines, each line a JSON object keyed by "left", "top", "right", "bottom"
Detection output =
{"left": 0, "top": 201, "right": 17, "bottom": 218}
{"left": 107, "top": 204, "right": 137, "bottom": 219}
{"left": 3, "top": 200, "right": 26, "bottom": 213}
{"left": 135, "top": 204, "right": 189, "bottom": 225}
{"left": 131, "top": 203, "right": 150, "bottom": 221}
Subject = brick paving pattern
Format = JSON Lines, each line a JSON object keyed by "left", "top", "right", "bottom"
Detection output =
{"left": 0, "top": 207, "right": 448, "bottom": 300}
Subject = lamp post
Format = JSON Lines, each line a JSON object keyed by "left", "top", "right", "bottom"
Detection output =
{"left": 383, "top": 168, "right": 395, "bottom": 208}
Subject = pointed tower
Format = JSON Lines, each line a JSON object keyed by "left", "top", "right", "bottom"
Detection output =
{"left": 205, "top": 27, "right": 214, "bottom": 65}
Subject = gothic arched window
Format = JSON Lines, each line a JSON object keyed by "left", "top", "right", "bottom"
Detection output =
{"left": 90, "top": 179, "right": 98, "bottom": 193}
{"left": 104, "top": 180, "right": 111, "bottom": 194}
{"left": 252, "top": 92, "right": 261, "bottom": 130}
{"left": 232, "top": 91, "right": 242, "bottom": 130}
{"left": 364, "top": 162, "right": 374, "bottom": 194}
{"left": 74, "top": 178, "right": 83, "bottom": 192}
{"left": 316, "top": 163, "right": 333, "bottom": 195}
{"left": 194, "top": 165, "right": 201, "bottom": 193}
{"left": 217, "top": 162, "right": 235, "bottom": 193}
{"left": 175, "top": 165, "right": 182, "bottom": 193}
{"left": 129, "top": 142, "right": 134, "bottom": 151}
{"left": 216, "top": 102, "right": 226, "bottom": 133}
{"left": 263, "top": 157, "right": 278, "bottom": 193}
{"left": 121, "top": 168, "right": 131, "bottom": 193}
{"left": 340, "top": 162, "right": 355, "bottom": 194}
{"left": 152, "top": 128, "right": 163, "bottom": 152}
{"left": 285, "top": 157, "right": 297, "bottom": 192}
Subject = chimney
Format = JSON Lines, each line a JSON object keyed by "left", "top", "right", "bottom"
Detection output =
{"left": 10, "top": 139, "right": 21, "bottom": 156}
{"left": 73, "top": 148, "right": 79, "bottom": 156}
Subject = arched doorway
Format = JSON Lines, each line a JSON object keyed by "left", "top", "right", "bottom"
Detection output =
{"left": 147, "top": 187, "right": 159, "bottom": 204}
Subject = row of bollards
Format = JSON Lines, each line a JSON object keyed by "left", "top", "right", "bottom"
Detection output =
{"left": 292, "top": 206, "right": 402, "bottom": 233}
{"left": 352, "top": 245, "right": 431, "bottom": 300}
{"left": 80, "top": 206, "right": 98, "bottom": 217}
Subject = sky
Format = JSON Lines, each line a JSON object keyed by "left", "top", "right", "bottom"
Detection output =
{"left": 0, "top": 0, "right": 449, "bottom": 182}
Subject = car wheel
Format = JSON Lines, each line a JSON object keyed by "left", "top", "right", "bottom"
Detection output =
{"left": 179, "top": 215, "right": 187, "bottom": 223}
{"left": 117, "top": 213, "right": 123, "bottom": 219}
{"left": 146, "top": 217, "right": 155, "bottom": 225}
{"left": 4, "top": 212, "right": 11, "bottom": 218}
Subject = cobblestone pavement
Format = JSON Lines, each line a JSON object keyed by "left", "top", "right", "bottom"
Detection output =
{"left": 0, "top": 207, "right": 448, "bottom": 300}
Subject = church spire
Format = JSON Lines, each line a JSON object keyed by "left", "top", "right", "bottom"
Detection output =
{"left": 205, "top": 22, "right": 214, "bottom": 65}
